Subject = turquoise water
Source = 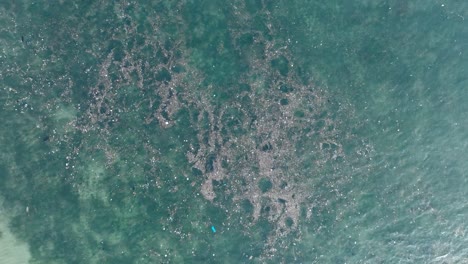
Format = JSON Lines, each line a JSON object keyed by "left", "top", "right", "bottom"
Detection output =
{"left": 1, "top": 1, "right": 467, "bottom": 263}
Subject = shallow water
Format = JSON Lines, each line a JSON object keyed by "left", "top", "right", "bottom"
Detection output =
{"left": 1, "top": 1, "right": 467, "bottom": 263}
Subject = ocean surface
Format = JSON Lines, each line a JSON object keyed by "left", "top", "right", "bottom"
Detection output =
{"left": 1, "top": 1, "right": 467, "bottom": 263}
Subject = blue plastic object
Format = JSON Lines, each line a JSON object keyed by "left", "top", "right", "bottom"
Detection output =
{"left": 211, "top": 226, "right": 216, "bottom": 233}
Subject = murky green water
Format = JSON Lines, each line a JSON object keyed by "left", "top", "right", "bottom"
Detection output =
{"left": 1, "top": 1, "right": 467, "bottom": 263}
